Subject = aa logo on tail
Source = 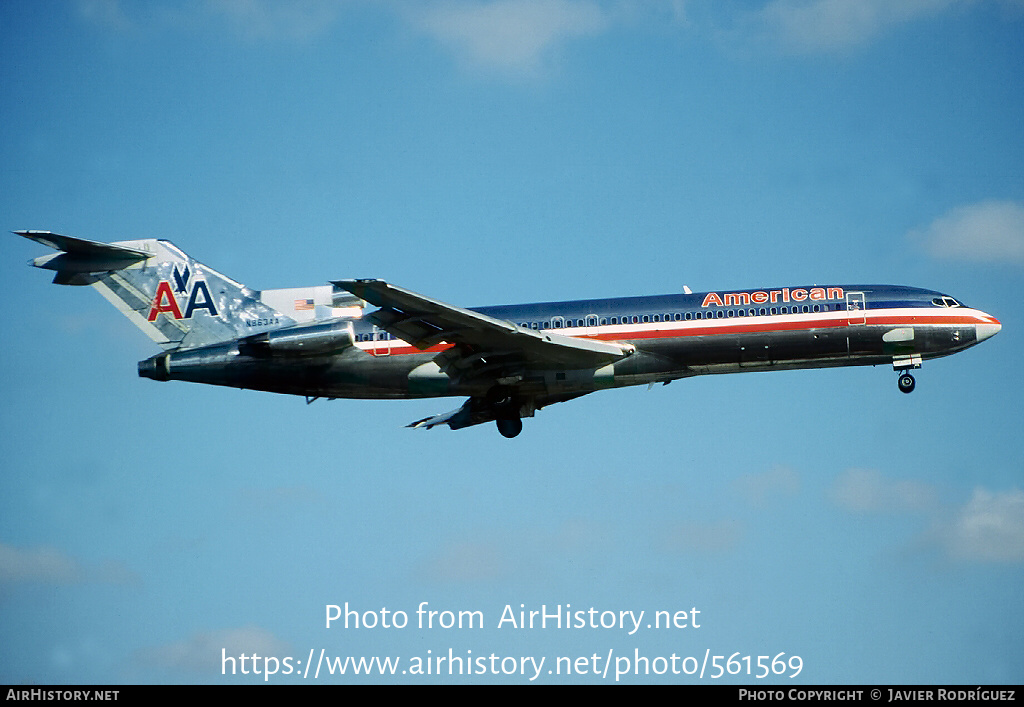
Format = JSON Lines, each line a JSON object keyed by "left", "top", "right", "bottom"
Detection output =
{"left": 147, "top": 265, "right": 219, "bottom": 321}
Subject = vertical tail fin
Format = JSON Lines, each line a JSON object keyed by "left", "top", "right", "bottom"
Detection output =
{"left": 17, "top": 231, "right": 296, "bottom": 350}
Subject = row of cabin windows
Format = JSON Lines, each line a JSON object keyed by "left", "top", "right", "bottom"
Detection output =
{"left": 518, "top": 303, "right": 846, "bottom": 331}
{"left": 355, "top": 302, "right": 849, "bottom": 341}
{"left": 355, "top": 331, "right": 397, "bottom": 342}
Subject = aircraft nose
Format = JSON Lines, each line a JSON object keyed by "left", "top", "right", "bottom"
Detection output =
{"left": 976, "top": 315, "right": 1001, "bottom": 343}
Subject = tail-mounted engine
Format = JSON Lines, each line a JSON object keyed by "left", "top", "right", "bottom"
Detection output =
{"left": 238, "top": 319, "right": 355, "bottom": 357}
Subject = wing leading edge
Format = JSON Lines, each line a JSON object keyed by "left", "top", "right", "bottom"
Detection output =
{"left": 334, "top": 279, "right": 634, "bottom": 371}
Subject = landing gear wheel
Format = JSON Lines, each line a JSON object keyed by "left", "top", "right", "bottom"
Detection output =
{"left": 898, "top": 372, "right": 916, "bottom": 394}
{"left": 496, "top": 417, "right": 523, "bottom": 438}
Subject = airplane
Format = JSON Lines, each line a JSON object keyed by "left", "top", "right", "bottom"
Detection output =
{"left": 16, "top": 230, "right": 1002, "bottom": 438}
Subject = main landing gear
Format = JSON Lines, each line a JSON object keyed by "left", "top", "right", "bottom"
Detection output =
{"left": 488, "top": 385, "right": 524, "bottom": 438}
{"left": 897, "top": 372, "right": 916, "bottom": 394}
{"left": 496, "top": 417, "right": 523, "bottom": 438}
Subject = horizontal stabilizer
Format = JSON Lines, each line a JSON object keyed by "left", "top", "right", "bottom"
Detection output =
{"left": 15, "top": 230, "right": 150, "bottom": 259}
{"left": 15, "top": 230, "right": 150, "bottom": 281}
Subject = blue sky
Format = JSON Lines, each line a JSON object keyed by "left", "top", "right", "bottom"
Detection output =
{"left": 2, "top": 0, "right": 1023, "bottom": 684}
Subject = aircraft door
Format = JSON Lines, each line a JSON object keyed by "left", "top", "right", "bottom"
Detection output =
{"left": 372, "top": 326, "right": 391, "bottom": 356}
{"left": 586, "top": 314, "right": 599, "bottom": 337}
{"left": 846, "top": 292, "right": 866, "bottom": 326}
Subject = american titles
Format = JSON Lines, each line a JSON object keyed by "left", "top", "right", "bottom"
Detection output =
{"left": 701, "top": 287, "right": 844, "bottom": 308}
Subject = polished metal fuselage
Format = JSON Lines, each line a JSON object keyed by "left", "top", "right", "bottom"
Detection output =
{"left": 141, "top": 284, "right": 999, "bottom": 403}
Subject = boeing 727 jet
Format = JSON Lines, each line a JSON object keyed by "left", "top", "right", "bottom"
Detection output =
{"left": 17, "top": 231, "right": 1001, "bottom": 437}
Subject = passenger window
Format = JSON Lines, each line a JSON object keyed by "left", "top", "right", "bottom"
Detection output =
{"left": 652, "top": 314, "right": 660, "bottom": 322}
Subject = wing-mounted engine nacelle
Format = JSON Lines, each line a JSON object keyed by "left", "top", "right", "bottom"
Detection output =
{"left": 238, "top": 319, "right": 355, "bottom": 357}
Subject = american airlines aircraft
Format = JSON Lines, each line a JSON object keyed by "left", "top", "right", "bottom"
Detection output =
{"left": 17, "top": 231, "right": 1002, "bottom": 438}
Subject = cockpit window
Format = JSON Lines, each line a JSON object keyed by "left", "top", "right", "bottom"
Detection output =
{"left": 932, "top": 296, "right": 963, "bottom": 308}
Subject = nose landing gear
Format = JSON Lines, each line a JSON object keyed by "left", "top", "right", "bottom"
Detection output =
{"left": 897, "top": 372, "right": 916, "bottom": 394}
{"left": 892, "top": 354, "right": 922, "bottom": 395}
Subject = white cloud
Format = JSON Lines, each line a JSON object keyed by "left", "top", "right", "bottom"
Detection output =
{"left": 912, "top": 200, "right": 1024, "bottom": 264}
{"left": 420, "top": 540, "right": 509, "bottom": 582}
{"left": 76, "top": 0, "right": 349, "bottom": 40}
{"left": 749, "top": 0, "right": 964, "bottom": 54}
{"left": 74, "top": 0, "right": 1022, "bottom": 60}
{"left": 0, "top": 543, "right": 82, "bottom": 585}
{"left": 828, "top": 468, "right": 937, "bottom": 514}
{"left": 943, "top": 488, "right": 1024, "bottom": 562}
{"left": 0, "top": 542, "right": 137, "bottom": 586}
{"left": 138, "top": 626, "right": 289, "bottom": 673}
{"left": 206, "top": 0, "right": 345, "bottom": 41}
{"left": 662, "top": 520, "right": 743, "bottom": 553}
{"left": 418, "top": 520, "right": 609, "bottom": 583}
{"left": 76, "top": 0, "right": 135, "bottom": 31}
{"left": 734, "top": 465, "right": 800, "bottom": 506}
{"left": 411, "top": 0, "right": 611, "bottom": 74}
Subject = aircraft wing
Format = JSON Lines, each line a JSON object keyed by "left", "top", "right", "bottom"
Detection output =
{"left": 334, "top": 279, "right": 634, "bottom": 375}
